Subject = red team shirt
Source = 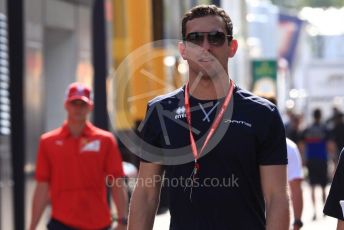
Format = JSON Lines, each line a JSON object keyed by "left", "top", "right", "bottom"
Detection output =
{"left": 35, "top": 121, "right": 125, "bottom": 229}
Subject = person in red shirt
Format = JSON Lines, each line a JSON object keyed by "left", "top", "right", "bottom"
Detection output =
{"left": 29, "top": 82, "right": 128, "bottom": 230}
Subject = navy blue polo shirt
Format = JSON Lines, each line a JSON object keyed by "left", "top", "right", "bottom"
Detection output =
{"left": 138, "top": 85, "right": 288, "bottom": 230}
{"left": 301, "top": 123, "right": 330, "bottom": 160}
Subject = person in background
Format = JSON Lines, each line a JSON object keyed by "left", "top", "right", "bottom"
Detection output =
{"left": 29, "top": 82, "right": 128, "bottom": 230}
{"left": 285, "top": 112, "right": 303, "bottom": 145}
{"left": 287, "top": 138, "right": 304, "bottom": 230}
{"left": 330, "top": 112, "right": 344, "bottom": 163}
{"left": 300, "top": 108, "right": 335, "bottom": 220}
{"left": 260, "top": 95, "right": 304, "bottom": 230}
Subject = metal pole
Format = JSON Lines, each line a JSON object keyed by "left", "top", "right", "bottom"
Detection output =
{"left": 0, "top": 144, "right": 2, "bottom": 230}
{"left": 7, "top": 0, "right": 25, "bottom": 229}
{"left": 92, "top": 0, "right": 109, "bottom": 131}
{"left": 91, "top": 0, "right": 113, "bottom": 213}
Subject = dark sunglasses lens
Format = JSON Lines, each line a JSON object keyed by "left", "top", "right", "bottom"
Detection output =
{"left": 186, "top": 32, "right": 204, "bottom": 45}
{"left": 208, "top": 32, "right": 226, "bottom": 45}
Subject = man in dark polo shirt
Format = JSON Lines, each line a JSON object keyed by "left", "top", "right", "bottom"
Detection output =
{"left": 128, "top": 4, "right": 289, "bottom": 230}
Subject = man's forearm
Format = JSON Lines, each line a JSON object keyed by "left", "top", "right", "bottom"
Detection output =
{"left": 337, "top": 220, "right": 344, "bottom": 230}
{"left": 111, "top": 178, "right": 129, "bottom": 219}
{"left": 128, "top": 188, "right": 160, "bottom": 230}
{"left": 29, "top": 182, "right": 50, "bottom": 230}
{"left": 266, "top": 192, "right": 290, "bottom": 230}
{"left": 290, "top": 180, "right": 303, "bottom": 221}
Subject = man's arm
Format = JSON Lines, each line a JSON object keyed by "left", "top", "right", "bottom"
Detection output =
{"left": 29, "top": 182, "right": 50, "bottom": 230}
{"left": 337, "top": 220, "right": 344, "bottom": 230}
{"left": 289, "top": 179, "right": 303, "bottom": 230}
{"left": 128, "top": 162, "right": 164, "bottom": 230}
{"left": 111, "top": 177, "right": 129, "bottom": 230}
{"left": 260, "top": 165, "right": 290, "bottom": 230}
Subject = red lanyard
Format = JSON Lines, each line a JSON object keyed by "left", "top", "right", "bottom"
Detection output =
{"left": 184, "top": 80, "right": 234, "bottom": 175}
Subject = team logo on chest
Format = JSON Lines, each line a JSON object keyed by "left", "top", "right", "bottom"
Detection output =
{"left": 80, "top": 139, "right": 101, "bottom": 152}
{"left": 175, "top": 106, "right": 186, "bottom": 119}
{"left": 199, "top": 101, "right": 219, "bottom": 123}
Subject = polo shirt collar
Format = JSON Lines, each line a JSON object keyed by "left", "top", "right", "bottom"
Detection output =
{"left": 60, "top": 121, "right": 95, "bottom": 138}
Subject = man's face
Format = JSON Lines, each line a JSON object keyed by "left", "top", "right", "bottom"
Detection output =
{"left": 65, "top": 99, "right": 92, "bottom": 122}
{"left": 179, "top": 15, "right": 237, "bottom": 78}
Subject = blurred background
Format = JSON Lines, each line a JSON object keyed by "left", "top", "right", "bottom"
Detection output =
{"left": 0, "top": 0, "right": 344, "bottom": 229}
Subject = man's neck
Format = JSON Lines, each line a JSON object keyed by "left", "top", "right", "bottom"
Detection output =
{"left": 188, "top": 74, "right": 230, "bottom": 100}
{"left": 67, "top": 120, "right": 86, "bottom": 137}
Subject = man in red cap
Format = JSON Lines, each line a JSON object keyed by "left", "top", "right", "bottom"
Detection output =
{"left": 29, "top": 82, "right": 128, "bottom": 230}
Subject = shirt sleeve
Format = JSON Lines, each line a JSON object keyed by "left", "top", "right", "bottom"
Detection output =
{"left": 258, "top": 107, "right": 288, "bottom": 165}
{"left": 105, "top": 135, "right": 125, "bottom": 178}
{"left": 324, "top": 148, "right": 344, "bottom": 220}
{"left": 287, "top": 139, "right": 303, "bottom": 181}
{"left": 137, "top": 103, "right": 163, "bottom": 163}
{"left": 35, "top": 137, "right": 51, "bottom": 182}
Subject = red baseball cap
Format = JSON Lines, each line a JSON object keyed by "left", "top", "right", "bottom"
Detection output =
{"left": 65, "top": 82, "right": 92, "bottom": 105}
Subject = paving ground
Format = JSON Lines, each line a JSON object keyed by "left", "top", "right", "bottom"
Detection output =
{"left": 0, "top": 179, "right": 339, "bottom": 229}
{"left": 153, "top": 182, "right": 338, "bottom": 230}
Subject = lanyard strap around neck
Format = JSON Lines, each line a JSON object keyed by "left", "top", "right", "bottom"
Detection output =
{"left": 184, "top": 81, "right": 234, "bottom": 162}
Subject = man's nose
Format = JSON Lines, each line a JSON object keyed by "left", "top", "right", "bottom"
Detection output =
{"left": 200, "top": 37, "right": 211, "bottom": 51}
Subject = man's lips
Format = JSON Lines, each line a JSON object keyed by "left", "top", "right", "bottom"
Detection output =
{"left": 198, "top": 58, "right": 214, "bottom": 62}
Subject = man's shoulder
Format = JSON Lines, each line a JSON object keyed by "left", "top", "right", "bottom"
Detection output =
{"left": 87, "top": 123, "right": 114, "bottom": 140}
{"left": 147, "top": 87, "right": 184, "bottom": 108}
{"left": 286, "top": 138, "right": 299, "bottom": 157}
{"left": 234, "top": 86, "right": 277, "bottom": 113}
{"left": 40, "top": 127, "right": 64, "bottom": 141}
{"left": 286, "top": 138, "right": 297, "bottom": 149}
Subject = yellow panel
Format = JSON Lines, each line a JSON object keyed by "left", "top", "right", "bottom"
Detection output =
{"left": 111, "top": 0, "right": 168, "bottom": 130}
{"left": 112, "top": 0, "right": 131, "bottom": 130}
{"left": 126, "top": 0, "right": 153, "bottom": 123}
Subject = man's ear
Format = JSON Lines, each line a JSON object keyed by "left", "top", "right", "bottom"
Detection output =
{"left": 178, "top": 41, "right": 186, "bottom": 59}
{"left": 228, "top": 39, "right": 238, "bottom": 58}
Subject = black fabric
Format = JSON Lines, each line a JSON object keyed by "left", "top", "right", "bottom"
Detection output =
{"left": 47, "top": 219, "right": 111, "bottom": 230}
{"left": 307, "top": 159, "right": 328, "bottom": 186}
{"left": 139, "top": 86, "right": 288, "bottom": 230}
{"left": 331, "top": 123, "right": 344, "bottom": 157}
{"left": 324, "top": 148, "right": 344, "bottom": 220}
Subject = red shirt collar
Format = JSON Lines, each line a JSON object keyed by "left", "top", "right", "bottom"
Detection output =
{"left": 59, "top": 121, "right": 95, "bottom": 138}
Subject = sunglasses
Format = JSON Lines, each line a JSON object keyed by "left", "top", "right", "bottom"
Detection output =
{"left": 184, "top": 31, "right": 233, "bottom": 47}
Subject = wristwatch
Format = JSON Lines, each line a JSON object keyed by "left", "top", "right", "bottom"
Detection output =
{"left": 293, "top": 219, "right": 303, "bottom": 228}
{"left": 117, "top": 217, "right": 128, "bottom": 225}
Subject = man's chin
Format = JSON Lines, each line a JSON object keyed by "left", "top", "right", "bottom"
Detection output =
{"left": 69, "top": 117, "right": 87, "bottom": 123}
{"left": 197, "top": 67, "right": 219, "bottom": 78}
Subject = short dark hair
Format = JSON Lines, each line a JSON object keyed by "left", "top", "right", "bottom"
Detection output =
{"left": 181, "top": 4, "right": 233, "bottom": 40}
{"left": 313, "top": 108, "right": 322, "bottom": 120}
